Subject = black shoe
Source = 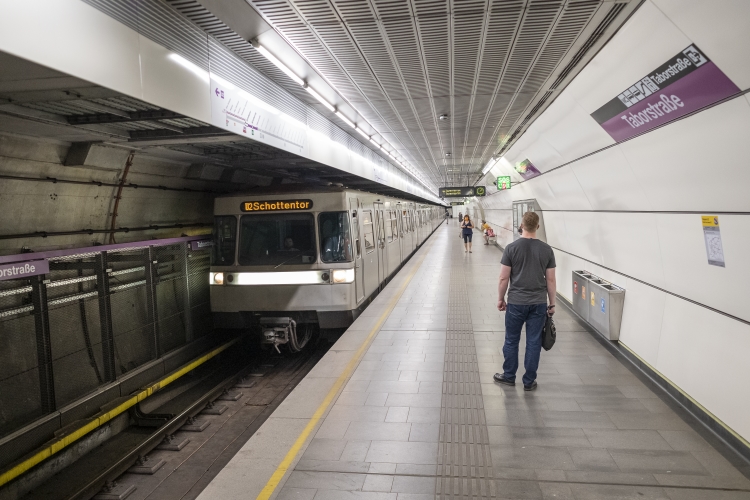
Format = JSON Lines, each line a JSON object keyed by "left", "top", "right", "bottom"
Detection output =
{"left": 493, "top": 373, "right": 515, "bottom": 386}
{"left": 524, "top": 381, "right": 538, "bottom": 391}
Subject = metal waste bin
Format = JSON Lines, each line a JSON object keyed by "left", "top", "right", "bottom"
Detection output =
{"left": 571, "top": 270, "right": 593, "bottom": 322}
{"left": 587, "top": 278, "right": 625, "bottom": 341}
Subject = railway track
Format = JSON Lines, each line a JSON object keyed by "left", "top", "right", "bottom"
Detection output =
{"left": 18, "top": 335, "right": 330, "bottom": 500}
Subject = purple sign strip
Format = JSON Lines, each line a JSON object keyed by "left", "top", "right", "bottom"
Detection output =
{"left": 0, "top": 260, "right": 49, "bottom": 281}
{"left": 0, "top": 235, "right": 211, "bottom": 266}
{"left": 599, "top": 61, "right": 740, "bottom": 142}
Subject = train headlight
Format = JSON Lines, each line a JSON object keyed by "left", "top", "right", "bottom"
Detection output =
{"left": 332, "top": 269, "right": 355, "bottom": 283}
{"left": 211, "top": 272, "right": 224, "bottom": 285}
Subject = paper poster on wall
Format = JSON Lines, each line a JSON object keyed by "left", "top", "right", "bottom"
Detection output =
{"left": 701, "top": 215, "right": 725, "bottom": 267}
{"left": 514, "top": 159, "right": 541, "bottom": 180}
{"left": 210, "top": 77, "right": 307, "bottom": 156}
{"left": 591, "top": 45, "right": 740, "bottom": 143}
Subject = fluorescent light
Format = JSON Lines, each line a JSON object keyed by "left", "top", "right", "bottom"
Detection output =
{"left": 255, "top": 44, "right": 305, "bottom": 87}
{"left": 232, "top": 271, "right": 327, "bottom": 285}
{"left": 482, "top": 157, "right": 499, "bottom": 175}
{"left": 169, "top": 54, "right": 209, "bottom": 83}
{"left": 335, "top": 111, "right": 356, "bottom": 129}
{"left": 305, "top": 86, "right": 335, "bottom": 112}
{"left": 355, "top": 127, "right": 369, "bottom": 139}
{"left": 369, "top": 137, "right": 380, "bottom": 147}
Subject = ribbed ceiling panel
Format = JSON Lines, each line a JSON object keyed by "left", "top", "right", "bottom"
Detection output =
{"left": 244, "top": 0, "right": 639, "bottom": 186}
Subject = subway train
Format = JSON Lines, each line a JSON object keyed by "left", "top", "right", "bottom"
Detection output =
{"left": 209, "top": 186, "right": 444, "bottom": 352}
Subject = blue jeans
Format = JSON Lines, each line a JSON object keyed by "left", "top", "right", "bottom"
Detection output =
{"left": 502, "top": 303, "right": 547, "bottom": 386}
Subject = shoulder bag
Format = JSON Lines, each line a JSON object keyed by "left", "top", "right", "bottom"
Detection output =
{"left": 542, "top": 314, "right": 556, "bottom": 351}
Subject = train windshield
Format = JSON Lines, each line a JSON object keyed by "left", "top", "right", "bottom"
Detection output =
{"left": 238, "top": 213, "right": 316, "bottom": 266}
{"left": 319, "top": 212, "right": 353, "bottom": 263}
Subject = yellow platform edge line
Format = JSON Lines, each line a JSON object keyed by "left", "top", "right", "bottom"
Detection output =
{"left": 619, "top": 342, "right": 750, "bottom": 449}
{"left": 256, "top": 240, "right": 434, "bottom": 500}
{"left": 0, "top": 336, "right": 241, "bottom": 487}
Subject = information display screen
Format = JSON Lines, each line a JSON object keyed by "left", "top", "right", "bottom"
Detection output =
{"left": 497, "top": 176, "right": 511, "bottom": 190}
{"left": 439, "top": 186, "right": 485, "bottom": 198}
{"left": 241, "top": 199, "right": 313, "bottom": 212}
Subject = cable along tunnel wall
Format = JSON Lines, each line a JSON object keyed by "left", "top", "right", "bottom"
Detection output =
{"left": 0, "top": 237, "right": 212, "bottom": 454}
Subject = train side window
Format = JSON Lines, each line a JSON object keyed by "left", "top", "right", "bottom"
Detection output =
{"left": 391, "top": 217, "right": 398, "bottom": 240}
{"left": 212, "top": 216, "right": 237, "bottom": 265}
{"left": 362, "top": 210, "right": 375, "bottom": 254}
{"left": 385, "top": 211, "right": 394, "bottom": 243}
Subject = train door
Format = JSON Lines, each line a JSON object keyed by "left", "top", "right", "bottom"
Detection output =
{"left": 373, "top": 202, "right": 387, "bottom": 284}
{"left": 349, "top": 198, "right": 365, "bottom": 303}
{"left": 360, "top": 209, "right": 378, "bottom": 295}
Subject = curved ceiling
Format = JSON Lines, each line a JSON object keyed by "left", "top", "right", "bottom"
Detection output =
{"left": 181, "top": 0, "right": 641, "bottom": 188}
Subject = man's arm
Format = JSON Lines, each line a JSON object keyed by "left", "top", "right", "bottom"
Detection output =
{"left": 497, "top": 264, "right": 511, "bottom": 311}
{"left": 546, "top": 267, "right": 556, "bottom": 315}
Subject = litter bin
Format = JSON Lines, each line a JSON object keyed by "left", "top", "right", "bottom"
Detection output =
{"left": 571, "top": 271, "right": 593, "bottom": 322}
{"left": 587, "top": 278, "right": 625, "bottom": 341}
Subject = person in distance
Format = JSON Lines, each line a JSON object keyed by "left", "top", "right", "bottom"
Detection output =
{"left": 460, "top": 214, "right": 474, "bottom": 253}
{"left": 494, "top": 211, "right": 556, "bottom": 391}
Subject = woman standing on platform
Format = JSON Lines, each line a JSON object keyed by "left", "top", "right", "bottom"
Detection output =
{"left": 461, "top": 215, "right": 475, "bottom": 253}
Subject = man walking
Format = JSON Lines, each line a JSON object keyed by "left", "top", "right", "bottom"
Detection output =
{"left": 494, "top": 212, "right": 556, "bottom": 391}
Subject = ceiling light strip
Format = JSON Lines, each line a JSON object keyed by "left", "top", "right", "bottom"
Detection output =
{"left": 251, "top": 41, "right": 434, "bottom": 193}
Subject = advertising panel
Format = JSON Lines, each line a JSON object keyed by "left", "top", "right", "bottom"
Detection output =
{"left": 514, "top": 159, "right": 541, "bottom": 180}
{"left": 591, "top": 45, "right": 739, "bottom": 143}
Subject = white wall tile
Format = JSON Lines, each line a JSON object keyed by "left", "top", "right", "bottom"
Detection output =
{"left": 560, "top": 211, "right": 602, "bottom": 264}
{"left": 618, "top": 98, "right": 750, "bottom": 212}
{"left": 569, "top": 147, "right": 652, "bottom": 211}
{"left": 541, "top": 168, "right": 592, "bottom": 211}
{"left": 656, "top": 295, "right": 750, "bottom": 441}
{"left": 656, "top": 213, "right": 750, "bottom": 323}
{"left": 618, "top": 280, "right": 666, "bottom": 366}
{"left": 597, "top": 212, "right": 666, "bottom": 289}
{"left": 652, "top": 0, "right": 750, "bottom": 89}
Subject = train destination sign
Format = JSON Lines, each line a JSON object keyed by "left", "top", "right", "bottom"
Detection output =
{"left": 450, "top": 201, "right": 465, "bottom": 206}
{"left": 241, "top": 199, "right": 313, "bottom": 212}
{"left": 439, "top": 186, "right": 486, "bottom": 198}
{"left": 591, "top": 45, "right": 740, "bottom": 142}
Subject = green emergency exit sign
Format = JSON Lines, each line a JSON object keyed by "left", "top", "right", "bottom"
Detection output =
{"left": 497, "top": 176, "right": 511, "bottom": 190}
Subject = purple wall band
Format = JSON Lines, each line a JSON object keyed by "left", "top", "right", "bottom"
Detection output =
{"left": 598, "top": 61, "right": 740, "bottom": 143}
{"left": 0, "top": 235, "right": 212, "bottom": 266}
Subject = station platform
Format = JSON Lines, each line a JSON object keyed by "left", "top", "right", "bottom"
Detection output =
{"left": 198, "top": 221, "right": 750, "bottom": 500}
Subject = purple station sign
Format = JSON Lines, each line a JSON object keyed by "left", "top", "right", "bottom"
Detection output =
{"left": 0, "top": 260, "right": 49, "bottom": 281}
{"left": 591, "top": 45, "right": 740, "bottom": 143}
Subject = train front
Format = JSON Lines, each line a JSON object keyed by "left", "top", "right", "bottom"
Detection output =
{"left": 209, "top": 192, "right": 357, "bottom": 352}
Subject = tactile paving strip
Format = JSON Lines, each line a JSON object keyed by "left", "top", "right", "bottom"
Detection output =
{"left": 437, "top": 246, "right": 495, "bottom": 499}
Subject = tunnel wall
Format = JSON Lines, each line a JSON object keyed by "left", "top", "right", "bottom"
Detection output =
{"left": 478, "top": 1, "right": 750, "bottom": 444}
{"left": 0, "top": 133, "right": 214, "bottom": 254}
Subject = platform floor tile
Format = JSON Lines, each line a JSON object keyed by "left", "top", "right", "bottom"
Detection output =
{"left": 197, "top": 221, "right": 750, "bottom": 500}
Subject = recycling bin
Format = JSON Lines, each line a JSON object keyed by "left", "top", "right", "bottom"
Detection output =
{"left": 587, "top": 278, "right": 626, "bottom": 341}
{"left": 571, "top": 270, "right": 593, "bottom": 322}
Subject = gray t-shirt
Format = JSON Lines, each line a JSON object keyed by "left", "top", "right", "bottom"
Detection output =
{"left": 500, "top": 238, "right": 556, "bottom": 305}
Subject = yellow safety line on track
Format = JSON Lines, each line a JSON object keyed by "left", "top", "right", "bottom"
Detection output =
{"left": 256, "top": 239, "right": 434, "bottom": 500}
{"left": 0, "top": 337, "right": 241, "bottom": 487}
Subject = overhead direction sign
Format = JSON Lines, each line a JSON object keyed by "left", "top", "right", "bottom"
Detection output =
{"left": 439, "top": 186, "right": 486, "bottom": 198}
